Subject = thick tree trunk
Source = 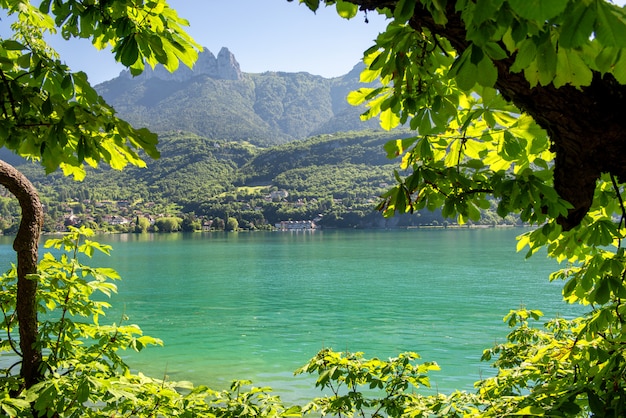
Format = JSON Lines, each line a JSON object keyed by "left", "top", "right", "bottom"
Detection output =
{"left": 0, "top": 160, "right": 44, "bottom": 388}
{"left": 348, "top": 1, "right": 626, "bottom": 229}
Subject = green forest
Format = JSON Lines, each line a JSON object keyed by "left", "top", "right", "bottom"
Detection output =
{"left": 0, "top": 129, "right": 518, "bottom": 233}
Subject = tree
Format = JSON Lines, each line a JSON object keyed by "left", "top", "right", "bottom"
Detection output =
{"left": 295, "top": 0, "right": 626, "bottom": 415}
{"left": 154, "top": 215, "right": 182, "bottom": 232}
{"left": 212, "top": 216, "right": 226, "bottom": 230}
{"left": 226, "top": 216, "right": 239, "bottom": 231}
{"left": 181, "top": 212, "right": 201, "bottom": 231}
{"left": 4, "top": 0, "right": 626, "bottom": 415}
{"left": 1, "top": 0, "right": 199, "bottom": 402}
{"left": 134, "top": 215, "right": 151, "bottom": 233}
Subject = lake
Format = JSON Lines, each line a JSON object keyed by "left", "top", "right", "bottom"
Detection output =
{"left": 0, "top": 228, "right": 584, "bottom": 404}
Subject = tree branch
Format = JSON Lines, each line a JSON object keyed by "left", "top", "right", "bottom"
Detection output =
{"left": 0, "top": 159, "right": 44, "bottom": 388}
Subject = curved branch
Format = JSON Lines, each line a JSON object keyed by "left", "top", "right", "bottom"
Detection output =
{"left": 0, "top": 159, "right": 44, "bottom": 388}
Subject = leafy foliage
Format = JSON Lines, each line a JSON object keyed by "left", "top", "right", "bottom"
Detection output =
{"left": 296, "top": 349, "right": 441, "bottom": 417}
{"left": 3, "top": 0, "right": 626, "bottom": 416}
{"left": 1, "top": 0, "right": 200, "bottom": 179}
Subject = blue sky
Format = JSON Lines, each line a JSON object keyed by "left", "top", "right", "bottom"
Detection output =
{"left": 16, "top": 1, "right": 626, "bottom": 86}
{"left": 44, "top": 1, "right": 389, "bottom": 85}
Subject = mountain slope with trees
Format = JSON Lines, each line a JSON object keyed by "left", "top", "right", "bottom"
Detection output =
{"left": 9, "top": 130, "right": 466, "bottom": 231}
{"left": 97, "top": 49, "right": 380, "bottom": 146}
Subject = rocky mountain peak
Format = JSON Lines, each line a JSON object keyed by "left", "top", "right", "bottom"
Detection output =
{"left": 217, "top": 47, "right": 242, "bottom": 80}
{"left": 120, "top": 47, "right": 243, "bottom": 82}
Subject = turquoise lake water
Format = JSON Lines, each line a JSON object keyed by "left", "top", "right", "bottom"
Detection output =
{"left": 0, "top": 228, "right": 585, "bottom": 404}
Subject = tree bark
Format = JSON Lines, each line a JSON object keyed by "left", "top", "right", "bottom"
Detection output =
{"left": 0, "top": 160, "right": 44, "bottom": 388}
{"left": 347, "top": 0, "right": 626, "bottom": 229}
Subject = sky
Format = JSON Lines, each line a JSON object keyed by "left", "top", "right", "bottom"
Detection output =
{"left": 14, "top": 1, "right": 626, "bottom": 86}
{"left": 42, "top": 0, "right": 389, "bottom": 85}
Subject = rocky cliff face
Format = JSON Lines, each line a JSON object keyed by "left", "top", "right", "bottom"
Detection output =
{"left": 121, "top": 47, "right": 242, "bottom": 81}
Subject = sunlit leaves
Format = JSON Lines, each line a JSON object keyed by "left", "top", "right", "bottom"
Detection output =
{"left": 335, "top": 0, "right": 358, "bottom": 19}
{"left": 1, "top": 0, "right": 199, "bottom": 179}
{"left": 380, "top": 107, "right": 401, "bottom": 130}
{"left": 296, "top": 348, "right": 440, "bottom": 416}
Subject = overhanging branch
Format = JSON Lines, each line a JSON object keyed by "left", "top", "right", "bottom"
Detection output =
{"left": 342, "top": 0, "right": 626, "bottom": 230}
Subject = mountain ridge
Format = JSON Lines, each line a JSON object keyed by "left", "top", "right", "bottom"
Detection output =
{"left": 96, "top": 47, "right": 381, "bottom": 146}
{"left": 118, "top": 47, "right": 244, "bottom": 82}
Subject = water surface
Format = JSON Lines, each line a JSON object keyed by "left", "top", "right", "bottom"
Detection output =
{"left": 0, "top": 228, "right": 583, "bottom": 403}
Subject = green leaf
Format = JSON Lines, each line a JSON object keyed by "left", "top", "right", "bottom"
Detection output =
{"left": 536, "top": 36, "right": 557, "bottom": 85}
{"left": 335, "top": 0, "right": 358, "bottom": 19}
{"left": 302, "top": 0, "right": 320, "bottom": 12}
{"left": 41, "top": 97, "right": 53, "bottom": 117}
{"left": 17, "top": 53, "right": 31, "bottom": 68}
{"left": 595, "top": 1, "right": 626, "bottom": 47}
{"left": 39, "top": 0, "right": 52, "bottom": 13}
{"left": 379, "top": 108, "right": 400, "bottom": 130}
{"left": 476, "top": 55, "right": 498, "bottom": 87}
{"left": 394, "top": 0, "right": 416, "bottom": 22}
{"left": 587, "top": 390, "right": 606, "bottom": 415}
{"left": 63, "top": 107, "right": 76, "bottom": 125}
{"left": 559, "top": 1, "right": 597, "bottom": 48}
{"left": 483, "top": 42, "right": 508, "bottom": 60}
{"left": 563, "top": 277, "right": 578, "bottom": 297}
{"left": 508, "top": 0, "right": 568, "bottom": 21}
{"left": 2, "top": 40, "right": 25, "bottom": 51}
{"left": 511, "top": 38, "right": 537, "bottom": 72}
{"left": 1, "top": 405, "right": 17, "bottom": 417}
{"left": 449, "top": 49, "right": 477, "bottom": 90}
{"left": 593, "top": 278, "right": 611, "bottom": 305}
{"left": 472, "top": 0, "right": 505, "bottom": 26}
{"left": 554, "top": 47, "right": 593, "bottom": 88}
{"left": 118, "top": 37, "right": 140, "bottom": 67}
{"left": 609, "top": 47, "right": 626, "bottom": 83}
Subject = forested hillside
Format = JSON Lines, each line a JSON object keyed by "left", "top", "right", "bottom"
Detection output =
{"left": 97, "top": 49, "right": 379, "bottom": 146}
{"left": 0, "top": 49, "right": 517, "bottom": 233}
{"left": 0, "top": 128, "right": 517, "bottom": 233}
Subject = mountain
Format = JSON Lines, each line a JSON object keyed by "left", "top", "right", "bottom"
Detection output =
{"left": 120, "top": 47, "right": 244, "bottom": 82}
{"left": 6, "top": 130, "right": 434, "bottom": 231}
{"left": 0, "top": 50, "right": 517, "bottom": 232}
{"left": 96, "top": 47, "right": 380, "bottom": 146}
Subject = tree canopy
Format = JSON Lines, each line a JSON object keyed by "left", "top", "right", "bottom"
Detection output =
{"left": 303, "top": 0, "right": 626, "bottom": 230}
{"left": 1, "top": 0, "right": 200, "bottom": 177}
